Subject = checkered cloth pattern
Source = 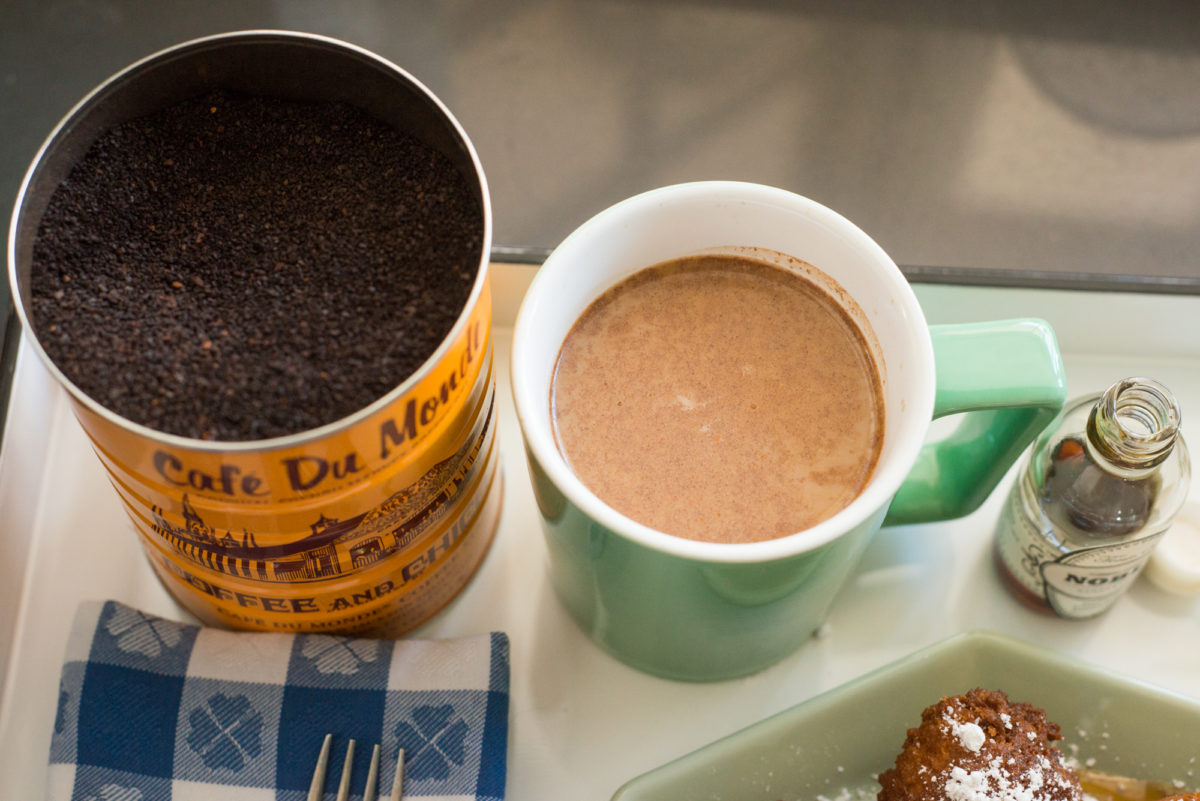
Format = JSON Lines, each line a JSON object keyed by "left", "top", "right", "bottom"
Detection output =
{"left": 49, "top": 601, "right": 510, "bottom": 801}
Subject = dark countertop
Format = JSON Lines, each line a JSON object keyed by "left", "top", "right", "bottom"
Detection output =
{"left": 4, "top": 1, "right": 1200, "bottom": 431}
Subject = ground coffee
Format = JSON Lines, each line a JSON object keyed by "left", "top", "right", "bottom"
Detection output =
{"left": 30, "top": 90, "right": 482, "bottom": 441}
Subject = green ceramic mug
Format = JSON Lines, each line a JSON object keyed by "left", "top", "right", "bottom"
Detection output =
{"left": 510, "top": 182, "right": 1066, "bottom": 681}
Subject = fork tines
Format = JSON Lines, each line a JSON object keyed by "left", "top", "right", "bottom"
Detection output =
{"left": 308, "top": 733, "right": 405, "bottom": 801}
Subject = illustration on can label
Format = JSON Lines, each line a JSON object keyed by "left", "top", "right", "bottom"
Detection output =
{"left": 146, "top": 391, "right": 495, "bottom": 583}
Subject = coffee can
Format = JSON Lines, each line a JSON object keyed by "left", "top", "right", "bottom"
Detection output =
{"left": 7, "top": 31, "right": 501, "bottom": 635}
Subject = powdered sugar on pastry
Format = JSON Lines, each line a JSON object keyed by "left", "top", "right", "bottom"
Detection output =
{"left": 877, "top": 689, "right": 1082, "bottom": 801}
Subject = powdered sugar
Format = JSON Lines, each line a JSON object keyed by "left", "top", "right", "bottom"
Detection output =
{"left": 944, "top": 756, "right": 1040, "bottom": 801}
{"left": 956, "top": 721, "right": 987, "bottom": 753}
{"left": 816, "top": 785, "right": 878, "bottom": 801}
{"left": 944, "top": 706, "right": 987, "bottom": 753}
{"left": 942, "top": 753, "right": 1077, "bottom": 801}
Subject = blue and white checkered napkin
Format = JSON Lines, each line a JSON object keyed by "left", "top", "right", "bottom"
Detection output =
{"left": 50, "top": 600, "right": 510, "bottom": 801}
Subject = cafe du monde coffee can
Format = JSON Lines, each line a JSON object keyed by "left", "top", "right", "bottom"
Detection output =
{"left": 7, "top": 31, "right": 502, "bottom": 635}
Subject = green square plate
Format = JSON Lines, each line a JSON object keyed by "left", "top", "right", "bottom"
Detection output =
{"left": 612, "top": 630, "right": 1200, "bottom": 801}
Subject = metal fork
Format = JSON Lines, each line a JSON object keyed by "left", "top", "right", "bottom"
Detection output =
{"left": 307, "top": 733, "right": 406, "bottom": 801}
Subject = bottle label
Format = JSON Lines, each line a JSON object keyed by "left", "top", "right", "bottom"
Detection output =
{"left": 1040, "top": 534, "right": 1163, "bottom": 618}
{"left": 995, "top": 486, "right": 1163, "bottom": 619}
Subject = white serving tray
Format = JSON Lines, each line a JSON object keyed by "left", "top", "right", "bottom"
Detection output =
{"left": 1, "top": 264, "right": 1198, "bottom": 799}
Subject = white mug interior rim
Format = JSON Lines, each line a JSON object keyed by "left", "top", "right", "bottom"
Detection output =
{"left": 511, "top": 181, "right": 935, "bottom": 564}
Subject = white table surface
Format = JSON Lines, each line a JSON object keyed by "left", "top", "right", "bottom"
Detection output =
{"left": 1, "top": 264, "right": 1198, "bottom": 799}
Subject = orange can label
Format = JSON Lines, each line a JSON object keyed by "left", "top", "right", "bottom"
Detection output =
{"left": 69, "top": 276, "right": 501, "bottom": 635}
{"left": 145, "top": 414, "right": 501, "bottom": 633}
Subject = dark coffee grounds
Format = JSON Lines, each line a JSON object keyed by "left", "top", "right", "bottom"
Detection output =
{"left": 30, "top": 90, "right": 482, "bottom": 441}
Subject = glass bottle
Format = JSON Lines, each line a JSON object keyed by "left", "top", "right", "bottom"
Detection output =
{"left": 995, "top": 377, "right": 1190, "bottom": 619}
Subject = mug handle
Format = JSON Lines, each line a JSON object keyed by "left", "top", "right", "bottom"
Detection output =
{"left": 883, "top": 318, "right": 1067, "bottom": 526}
